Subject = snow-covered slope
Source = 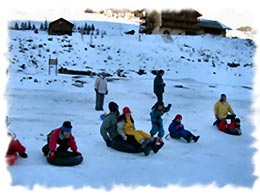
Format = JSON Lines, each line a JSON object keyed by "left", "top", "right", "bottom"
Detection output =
{"left": 2, "top": 18, "right": 258, "bottom": 194}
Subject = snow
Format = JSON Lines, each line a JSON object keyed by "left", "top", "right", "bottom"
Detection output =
{"left": 1, "top": 12, "right": 260, "bottom": 195}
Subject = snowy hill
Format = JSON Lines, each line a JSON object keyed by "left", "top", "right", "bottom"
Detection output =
{"left": 2, "top": 18, "right": 258, "bottom": 194}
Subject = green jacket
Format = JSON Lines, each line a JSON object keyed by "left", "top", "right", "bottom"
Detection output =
{"left": 100, "top": 111, "right": 119, "bottom": 141}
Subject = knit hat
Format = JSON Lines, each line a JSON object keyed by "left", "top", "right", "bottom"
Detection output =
{"left": 61, "top": 121, "right": 72, "bottom": 132}
{"left": 220, "top": 94, "right": 226, "bottom": 99}
{"left": 235, "top": 118, "right": 240, "bottom": 123}
{"left": 123, "top": 107, "right": 131, "bottom": 114}
{"left": 108, "top": 101, "right": 119, "bottom": 112}
{"left": 175, "top": 114, "right": 182, "bottom": 120}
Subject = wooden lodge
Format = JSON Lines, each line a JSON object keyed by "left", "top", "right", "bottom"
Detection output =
{"left": 48, "top": 18, "right": 74, "bottom": 36}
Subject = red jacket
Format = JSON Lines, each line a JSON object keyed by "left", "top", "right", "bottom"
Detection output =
{"left": 49, "top": 128, "right": 78, "bottom": 152}
{"left": 6, "top": 139, "right": 26, "bottom": 165}
{"left": 218, "top": 120, "right": 238, "bottom": 131}
{"left": 6, "top": 139, "right": 26, "bottom": 156}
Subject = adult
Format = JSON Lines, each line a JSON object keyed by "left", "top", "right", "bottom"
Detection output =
{"left": 42, "top": 121, "right": 82, "bottom": 164}
{"left": 94, "top": 72, "right": 108, "bottom": 111}
{"left": 100, "top": 102, "right": 146, "bottom": 154}
{"left": 6, "top": 131, "right": 28, "bottom": 165}
{"left": 153, "top": 69, "right": 166, "bottom": 103}
{"left": 167, "top": 114, "right": 200, "bottom": 143}
{"left": 213, "top": 93, "right": 236, "bottom": 127}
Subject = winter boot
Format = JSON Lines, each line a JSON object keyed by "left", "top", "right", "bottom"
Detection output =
{"left": 42, "top": 144, "right": 49, "bottom": 156}
{"left": 143, "top": 143, "right": 152, "bottom": 156}
{"left": 141, "top": 138, "right": 152, "bottom": 149}
{"left": 155, "top": 137, "right": 164, "bottom": 145}
{"left": 185, "top": 135, "right": 193, "bottom": 143}
{"left": 193, "top": 135, "right": 200, "bottom": 142}
{"left": 151, "top": 137, "right": 164, "bottom": 153}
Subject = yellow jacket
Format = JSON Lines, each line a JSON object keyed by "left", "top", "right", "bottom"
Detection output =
{"left": 122, "top": 115, "right": 150, "bottom": 143}
{"left": 214, "top": 100, "right": 234, "bottom": 119}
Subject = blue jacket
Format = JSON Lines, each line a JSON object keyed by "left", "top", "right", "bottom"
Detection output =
{"left": 168, "top": 120, "right": 192, "bottom": 140}
{"left": 150, "top": 105, "right": 171, "bottom": 125}
{"left": 168, "top": 120, "right": 183, "bottom": 136}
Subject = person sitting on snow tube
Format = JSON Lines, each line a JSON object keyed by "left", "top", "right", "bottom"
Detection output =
{"left": 5, "top": 130, "right": 28, "bottom": 165}
{"left": 213, "top": 93, "right": 236, "bottom": 127}
{"left": 218, "top": 118, "right": 242, "bottom": 135}
{"left": 167, "top": 114, "right": 200, "bottom": 143}
{"left": 117, "top": 106, "right": 162, "bottom": 155}
{"left": 100, "top": 101, "right": 148, "bottom": 155}
{"left": 42, "top": 121, "right": 83, "bottom": 166}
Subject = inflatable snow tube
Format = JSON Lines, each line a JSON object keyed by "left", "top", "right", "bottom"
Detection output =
{"left": 111, "top": 140, "right": 142, "bottom": 153}
{"left": 223, "top": 129, "right": 242, "bottom": 136}
{"left": 111, "top": 135, "right": 143, "bottom": 153}
{"left": 47, "top": 151, "right": 83, "bottom": 166}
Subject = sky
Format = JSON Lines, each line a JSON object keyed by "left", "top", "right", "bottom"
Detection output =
{"left": 0, "top": 0, "right": 260, "bottom": 195}
{"left": 1, "top": 0, "right": 258, "bottom": 29}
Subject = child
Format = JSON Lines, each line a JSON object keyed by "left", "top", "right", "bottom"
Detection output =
{"left": 218, "top": 118, "right": 241, "bottom": 135}
{"left": 117, "top": 107, "right": 154, "bottom": 154}
{"left": 167, "top": 114, "right": 200, "bottom": 143}
{"left": 41, "top": 121, "right": 81, "bottom": 160}
{"left": 150, "top": 101, "right": 171, "bottom": 143}
{"left": 5, "top": 131, "right": 28, "bottom": 165}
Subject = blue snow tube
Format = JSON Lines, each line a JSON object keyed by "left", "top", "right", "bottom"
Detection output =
{"left": 46, "top": 151, "right": 83, "bottom": 166}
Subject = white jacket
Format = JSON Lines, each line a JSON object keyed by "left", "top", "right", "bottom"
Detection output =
{"left": 94, "top": 76, "right": 108, "bottom": 94}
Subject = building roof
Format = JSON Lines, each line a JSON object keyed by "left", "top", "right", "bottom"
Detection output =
{"left": 198, "top": 19, "right": 231, "bottom": 30}
{"left": 49, "top": 18, "right": 74, "bottom": 27}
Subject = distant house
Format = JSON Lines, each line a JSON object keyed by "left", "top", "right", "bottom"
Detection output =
{"left": 140, "top": 9, "right": 202, "bottom": 35}
{"left": 198, "top": 19, "right": 232, "bottom": 36}
{"left": 159, "top": 9, "right": 202, "bottom": 35}
{"left": 48, "top": 18, "right": 74, "bottom": 36}
{"left": 139, "top": 9, "right": 231, "bottom": 36}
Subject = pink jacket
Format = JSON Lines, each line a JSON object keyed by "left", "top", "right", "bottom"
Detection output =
{"left": 49, "top": 128, "right": 78, "bottom": 152}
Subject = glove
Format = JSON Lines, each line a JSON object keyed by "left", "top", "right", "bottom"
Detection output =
{"left": 48, "top": 152, "right": 56, "bottom": 161}
{"left": 105, "top": 90, "right": 108, "bottom": 95}
{"left": 95, "top": 88, "right": 98, "bottom": 93}
{"left": 104, "top": 139, "right": 111, "bottom": 147}
{"left": 73, "top": 151, "right": 82, "bottom": 156}
{"left": 19, "top": 152, "right": 28, "bottom": 158}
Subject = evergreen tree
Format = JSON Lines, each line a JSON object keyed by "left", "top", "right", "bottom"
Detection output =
{"left": 14, "top": 22, "right": 19, "bottom": 30}
{"left": 44, "top": 20, "right": 48, "bottom": 30}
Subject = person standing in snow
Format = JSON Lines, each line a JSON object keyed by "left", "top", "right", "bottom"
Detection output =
{"left": 167, "top": 114, "right": 200, "bottom": 143}
{"left": 5, "top": 130, "right": 28, "bottom": 165}
{"left": 41, "top": 121, "right": 82, "bottom": 161}
{"left": 94, "top": 72, "right": 108, "bottom": 111}
{"left": 153, "top": 69, "right": 166, "bottom": 103}
{"left": 213, "top": 94, "right": 236, "bottom": 127}
{"left": 150, "top": 101, "right": 171, "bottom": 143}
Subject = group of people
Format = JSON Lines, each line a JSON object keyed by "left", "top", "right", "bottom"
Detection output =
{"left": 213, "top": 93, "right": 241, "bottom": 135}
{"left": 100, "top": 101, "right": 169, "bottom": 156}
{"left": 5, "top": 70, "right": 242, "bottom": 165}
